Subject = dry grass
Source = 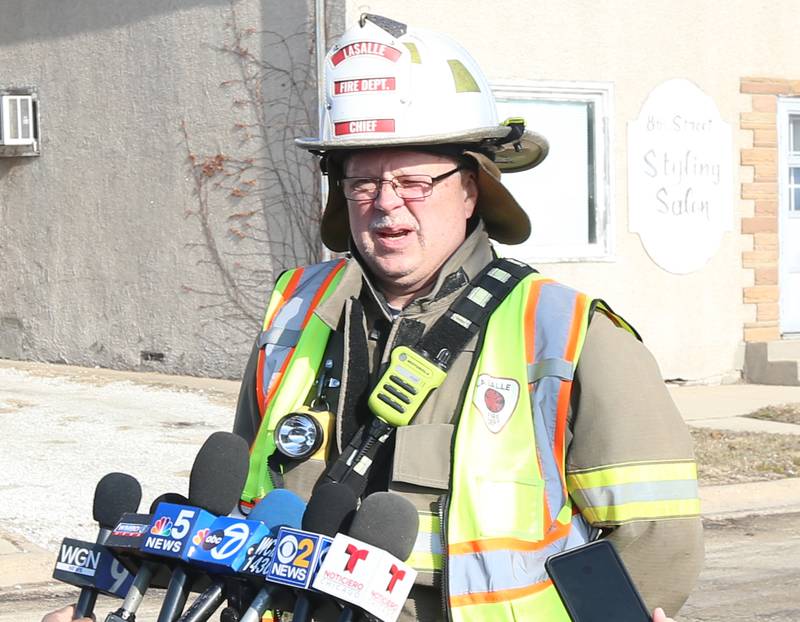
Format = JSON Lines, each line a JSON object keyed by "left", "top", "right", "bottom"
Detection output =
{"left": 744, "top": 403, "right": 800, "bottom": 425}
{"left": 691, "top": 425, "right": 800, "bottom": 486}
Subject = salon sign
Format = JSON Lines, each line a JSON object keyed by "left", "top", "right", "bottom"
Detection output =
{"left": 628, "top": 79, "right": 732, "bottom": 274}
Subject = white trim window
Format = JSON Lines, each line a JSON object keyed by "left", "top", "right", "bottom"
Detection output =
{"left": 777, "top": 98, "right": 800, "bottom": 333}
{"left": 783, "top": 109, "right": 800, "bottom": 213}
{"left": 492, "top": 81, "right": 614, "bottom": 262}
{"left": 0, "top": 95, "right": 34, "bottom": 145}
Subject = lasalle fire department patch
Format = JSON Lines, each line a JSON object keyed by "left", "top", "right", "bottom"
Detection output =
{"left": 472, "top": 374, "right": 519, "bottom": 433}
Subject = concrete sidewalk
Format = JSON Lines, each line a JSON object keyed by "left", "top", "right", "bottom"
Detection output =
{"left": 668, "top": 382, "right": 800, "bottom": 435}
{"left": 1, "top": 359, "right": 800, "bottom": 598}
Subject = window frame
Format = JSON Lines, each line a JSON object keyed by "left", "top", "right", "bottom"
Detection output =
{"left": 0, "top": 87, "right": 40, "bottom": 157}
{"left": 776, "top": 97, "right": 800, "bottom": 334}
{"left": 779, "top": 102, "right": 800, "bottom": 216}
{"left": 490, "top": 80, "right": 615, "bottom": 263}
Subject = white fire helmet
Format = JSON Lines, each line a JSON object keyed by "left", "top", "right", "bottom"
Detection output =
{"left": 297, "top": 14, "right": 549, "bottom": 251}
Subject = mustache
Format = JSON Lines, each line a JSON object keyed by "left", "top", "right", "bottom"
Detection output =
{"left": 368, "top": 215, "right": 419, "bottom": 232}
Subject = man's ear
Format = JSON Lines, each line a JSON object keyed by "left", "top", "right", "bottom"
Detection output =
{"left": 462, "top": 170, "right": 479, "bottom": 218}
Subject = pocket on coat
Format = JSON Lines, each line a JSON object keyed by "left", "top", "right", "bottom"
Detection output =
{"left": 392, "top": 423, "right": 454, "bottom": 490}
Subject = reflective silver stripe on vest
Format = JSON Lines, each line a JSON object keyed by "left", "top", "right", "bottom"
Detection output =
{"left": 408, "top": 512, "right": 443, "bottom": 572}
{"left": 450, "top": 552, "right": 550, "bottom": 596}
{"left": 449, "top": 537, "right": 566, "bottom": 597}
{"left": 530, "top": 282, "right": 581, "bottom": 519}
{"left": 413, "top": 528, "right": 443, "bottom": 558}
{"left": 448, "top": 514, "right": 594, "bottom": 598}
{"left": 571, "top": 479, "right": 700, "bottom": 510}
{"left": 260, "top": 260, "right": 342, "bottom": 397}
{"left": 565, "top": 511, "right": 597, "bottom": 549}
{"left": 527, "top": 358, "right": 574, "bottom": 383}
{"left": 258, "top": 326, "right": 302, "bottom": 349}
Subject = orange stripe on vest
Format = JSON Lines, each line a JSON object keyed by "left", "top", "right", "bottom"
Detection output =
{"left": 448, "top": 521, "right": 571, "bottom": 556}
{"left": 449, "top": 578, "right": 552, "bottom": 608}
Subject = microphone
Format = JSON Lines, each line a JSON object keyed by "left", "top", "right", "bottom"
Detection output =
{"left": 233, "top": 489, "right": 312, "bottom": 622}
{"left": 343, "top": 492, "right": 418, "bottom": 622}
{"left": 74, "top": 472, "right": 143, "bottom": 619}
{"left": 290, "top": 483, "right": 358, "bottom": 622}
{"left": 153, "top": 431, "right": 250, "bottom": 622}
{"left": 105, "top": 492, "right": 188, "bottom": 622}
{"left": 52, "top": 539, "right": 135, "bottom": 603}
{"left": 178, "top": 489, "right": 306, "bottom": 622}
{"left": 302, "top": 483, "right": 359, "bottom": 537}
{"left": 312, "top": 492, "right": 419, "bottom": 622}
{"left": 348, "top": 492, "right": 418, "bottom": 560}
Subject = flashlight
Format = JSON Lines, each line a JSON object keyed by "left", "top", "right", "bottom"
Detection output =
{"left": 274, "top": 409, "right": 325, "bottom": 461}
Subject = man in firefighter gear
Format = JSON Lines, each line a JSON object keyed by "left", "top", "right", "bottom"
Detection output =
{"left": 230, "top": 15, "right": 703, "bottom": 621}
{"left": 231, "top": 14, "right": 702, "bottom": 622}
{"left": 40, "top": 13, "right": 700, "bottom": 622}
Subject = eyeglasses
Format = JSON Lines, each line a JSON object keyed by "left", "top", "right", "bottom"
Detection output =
{"left": 341, "top": 166, "right": 466, "bottom": 201}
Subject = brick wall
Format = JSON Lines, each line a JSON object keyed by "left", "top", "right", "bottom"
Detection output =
{"left": 740, "top": 77, "right": 797, "bottom": 341}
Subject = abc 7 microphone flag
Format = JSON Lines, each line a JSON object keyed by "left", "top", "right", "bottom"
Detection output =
{"left": 312, "top": 533, "right": 417, "bottom": 622}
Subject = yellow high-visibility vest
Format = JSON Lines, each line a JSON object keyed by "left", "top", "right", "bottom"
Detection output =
{"left": 241, "top": 259, "right": 346, "bottom": 509}
{"left": 242, "top": 262, "right": 701, "bottom": 621}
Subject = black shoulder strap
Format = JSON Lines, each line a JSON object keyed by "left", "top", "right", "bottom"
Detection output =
{"left": 322, "top": 257, "right": 535, "bottom": 497}
{"left": 417, "top": 257, "right": 535, "bottom": 369}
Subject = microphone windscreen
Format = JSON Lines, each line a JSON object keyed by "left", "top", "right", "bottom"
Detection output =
{"left": 149, "top": 492, "right": 189, "bottom": 514}
{"left": 249, "top": 489, "right": 306, "bottom": 533}
{"left": 348, "top": 492, "right": 419, "bottom": 561}
{"left": 189, "top": 431, "right": 250, "bottom": 516}
{"left": 93, "top": 472, "right": 142, "bottom": 529}
{"left": 302, "top": 483, "right": 357, "bottom": 536}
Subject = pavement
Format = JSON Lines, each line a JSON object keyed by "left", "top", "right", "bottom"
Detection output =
{"left": 2, "top": 359, "right": 800, "bottom": 608}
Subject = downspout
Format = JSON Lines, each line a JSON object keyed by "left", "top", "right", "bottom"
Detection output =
{"left": 315, "top": 0, "right": 331, "bottom": 261}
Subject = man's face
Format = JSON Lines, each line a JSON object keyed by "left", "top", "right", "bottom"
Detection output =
{"left": 343, "top": 149, "right": 477, "bottom": 303}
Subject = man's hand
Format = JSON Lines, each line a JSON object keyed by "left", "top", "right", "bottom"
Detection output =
{"left": 653, "top": 607, "right": 675, "bottom": 622}
{"left": 41, "top": 604, "right": 94, "bottom": 622}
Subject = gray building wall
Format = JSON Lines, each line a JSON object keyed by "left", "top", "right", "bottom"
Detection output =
{"left": 0, "top": 0, "right": 328, "bottom": 378}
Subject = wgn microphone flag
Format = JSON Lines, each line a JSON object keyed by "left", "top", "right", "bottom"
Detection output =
{"left": 54, "top": 472, "right": 142, "bottom": 619}
{"left": 53, "top": 539, "right": 134, "bottom": 602}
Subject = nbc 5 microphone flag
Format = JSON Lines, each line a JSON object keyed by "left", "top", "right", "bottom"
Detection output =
{"left": 140, "top": 502, "right": 216, "bottom": 560}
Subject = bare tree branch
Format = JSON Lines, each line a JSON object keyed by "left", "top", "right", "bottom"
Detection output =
{"left": 181, "top": 0, "right": 323, "bottom": 358}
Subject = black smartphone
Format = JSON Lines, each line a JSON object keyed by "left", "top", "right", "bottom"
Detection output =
{"left": 544, "top": 539, "right": 651, "bottom": 622}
